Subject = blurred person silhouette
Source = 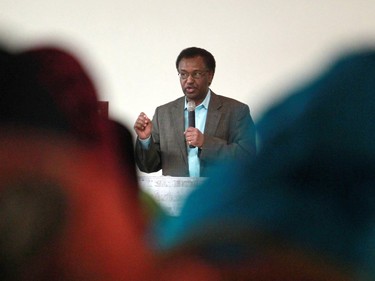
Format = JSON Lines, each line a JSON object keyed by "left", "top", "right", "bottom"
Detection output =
{"left": 151, "top": 48, "right": 375, "bottom": 281}
{"left": 18, "top": 46, "right": 157, "bottom": 226}
{"left": 16, "top": 46, "right": 136, "bottom": 174}
{"left": 133, "top": 47, "right": 256, "bottom": 177}
{"left": 0, "top": 44, "right": 158, "bottom": 280}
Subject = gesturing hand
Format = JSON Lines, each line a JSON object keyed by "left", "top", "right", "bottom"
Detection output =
{"left": 134, "top": 112, "right": 152, "bottom": 140}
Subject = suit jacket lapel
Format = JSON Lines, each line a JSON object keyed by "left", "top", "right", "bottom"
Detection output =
{"left": 171, "top": 97, "right": 188, "bottom": 164}
{"left": 204, "top": 92, "right": 222, "bottom": 136}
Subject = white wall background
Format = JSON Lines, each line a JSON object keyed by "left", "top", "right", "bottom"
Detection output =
{"left": 2, "top": 0, "right": 375, "bottom": 132}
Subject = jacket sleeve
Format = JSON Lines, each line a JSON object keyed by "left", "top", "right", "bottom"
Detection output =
{"left": 134, "top": 108, "right": 162, "bottom": 173}
{"left": 200, "top": 103, "right": 256, "bottom": 164}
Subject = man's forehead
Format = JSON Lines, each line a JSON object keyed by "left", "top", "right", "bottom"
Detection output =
{"left": 178, "top": 56, "right": 206, "bottom": 68}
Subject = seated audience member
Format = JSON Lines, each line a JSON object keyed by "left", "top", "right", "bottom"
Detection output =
{"left": 14, "top": 45, "right": 152, "bottom": 228}
{"left": 151, "top": 49, "right": 375, "bottom": 281}
{"left": 0, "top": 45, "right": 156, "bottom": 280}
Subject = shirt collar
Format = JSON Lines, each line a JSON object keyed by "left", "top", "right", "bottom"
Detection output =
{"left": 185, "top": 89, "right": 211, "bottom": 110}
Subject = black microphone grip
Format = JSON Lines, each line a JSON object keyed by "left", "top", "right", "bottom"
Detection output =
{"left": 188, "top": 110, "right": 195, "bottom": 128}
{"left": 188, "top": 110, "right": 195, "bottom": 148}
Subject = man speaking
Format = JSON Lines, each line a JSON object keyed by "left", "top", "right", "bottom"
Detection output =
{"left": 133, "top": 47, "right": 256, "bottom": 177}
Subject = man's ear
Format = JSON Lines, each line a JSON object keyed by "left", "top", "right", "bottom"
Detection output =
{"left": 208, "top": 73, "right": 214, "bottom": 86}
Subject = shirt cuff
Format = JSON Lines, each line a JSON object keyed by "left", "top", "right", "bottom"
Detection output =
{"left": 139, "top": 136, "right": 151, "bottom": 149}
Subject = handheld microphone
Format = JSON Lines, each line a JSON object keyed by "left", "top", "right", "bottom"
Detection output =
{"left": 187, "top": 100, "right": 196, "bottom": 148}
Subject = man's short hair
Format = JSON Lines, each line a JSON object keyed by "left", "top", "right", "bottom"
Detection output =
{"left": 176, "top": 47, "right": 216, "bottom": 73}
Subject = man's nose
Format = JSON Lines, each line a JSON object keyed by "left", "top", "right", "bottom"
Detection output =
{"left": 186, "top": 75, "right": 195, "bottom": 82}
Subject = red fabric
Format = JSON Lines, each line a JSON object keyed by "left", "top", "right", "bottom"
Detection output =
{"left": 0, "top": 130, "right": 154, "bottom": 281}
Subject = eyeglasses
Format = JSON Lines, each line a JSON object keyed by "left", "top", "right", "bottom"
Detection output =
{"left": 178, "top": 70, "right": 208, "bottom": 80}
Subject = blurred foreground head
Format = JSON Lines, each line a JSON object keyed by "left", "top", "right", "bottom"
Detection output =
{"left": 0, "top": 44, "right": 104, "bottom": 142}
{"left": 154, "top": 49, "right": 375, "bottom": 280}
{"left": 0, "top": 45, "right": 153, "bottom": 280}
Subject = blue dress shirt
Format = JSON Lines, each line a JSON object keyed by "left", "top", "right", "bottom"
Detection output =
{"left": 185, "top": 91, "right": 211, "bottom": 177}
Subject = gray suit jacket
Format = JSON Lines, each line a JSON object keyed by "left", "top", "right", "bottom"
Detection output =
{"left": 135, "top": 92, "right": 256, "bottom": 177}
